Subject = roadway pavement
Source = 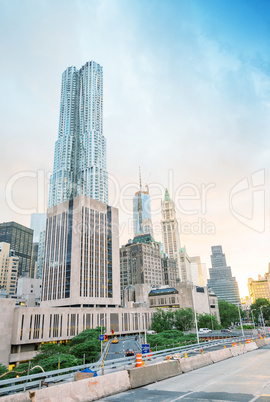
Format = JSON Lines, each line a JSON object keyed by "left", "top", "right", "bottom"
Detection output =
{"left": 105, "top": 337, "right": 142, "bottom": 361}
{"left": 102, "top": 344, "right": 270, "bottom": 401}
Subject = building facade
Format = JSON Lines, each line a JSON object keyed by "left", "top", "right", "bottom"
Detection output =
{"left": 48, "top": 61, "right": 108, "bottom": 208}
{"left": 0, "top": 243, "right": 19, "bottom": 296}
{"left": 207, "top": 245, "right": 240, "bottom": 305}
{"left": 0, "top": 222, "right": 33, "bottom": 277}
{"left": 248, "top": 275, "right": 270, "bottom": 303}
{"left": 190, "top": 256, "right": 208, "bottom": 287}
{"left": 120, "top": 234, "right": 163, "bottom": 301}
{"left": 161, "top": 189, "right": 181, "bottom": 281}
{"left": 179, "top": 247, "right": 192, "bottom": 283}
{"left": 41, "top": 195, "right": 120, "bottom": 308}
{"left": 0, "top": 299, "right": 153, "bottom": 367}
{"left": 161, "top": 255, "right": 179, "bottom": 287}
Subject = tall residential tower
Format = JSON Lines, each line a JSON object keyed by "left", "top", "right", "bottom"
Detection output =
{"left": 48, "top": 61, "right": 108, "bottom": 208}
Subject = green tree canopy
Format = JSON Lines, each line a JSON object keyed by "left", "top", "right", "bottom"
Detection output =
{"left": 197, "top": 313, "right": 221, "bottom": 330}
{"left": 218, "top": 300, "right": 241, "bottom": 328}
{"left": 250, "top": 298, "right": 270, "bottom": 323}
{"left": 174, "top": 308, "right": 194, "bottom": 331}
{"left": 151, "top": 310, "right": 175, "bottom": 332}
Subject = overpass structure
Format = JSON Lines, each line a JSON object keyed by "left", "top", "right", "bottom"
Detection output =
{"left": 1, "top": 335, "right": 269, "bottom": 400}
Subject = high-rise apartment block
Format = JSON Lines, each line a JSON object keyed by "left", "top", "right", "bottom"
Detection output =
{"left": 41, "top": 196, "right": 120, "bottom": 307}
{"left": 0, "top": 222, "right": 33, "bottom": 277}
{"left": 120, "top": 234, "right": 163, "bottom": 300}
{"left": 48, "top": 61, "right": 108, "bottom": 208}
{"left": 0, "top": 243, "right": 19, "bottom": 295}
{"left": 207, "top": 245, "right": 240, "bottom": 305}
{"left": 161, "top": 189, "right": 181, "bottom": 281}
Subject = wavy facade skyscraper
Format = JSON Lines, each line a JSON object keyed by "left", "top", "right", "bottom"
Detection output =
{"left": 48, "top": 61, "right": 108, "bottom": 208}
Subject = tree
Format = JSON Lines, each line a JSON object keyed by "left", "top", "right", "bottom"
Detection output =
{"left": 0, "top": 363, "right": 8, "bottom": 377}
{"left": 197, "top": 313, "right": 221, "bottom": 330}
{"left": 250, "top": 298, "right": 270, "bottom": 324}
{"left": 174, "top": 308, "right": 194, "bottom": 331}
{"left": 151, "top": 310, "right": 175, "bottom": 332}
{"left": 218, "top": 300, "right": 240, "bottom": 328}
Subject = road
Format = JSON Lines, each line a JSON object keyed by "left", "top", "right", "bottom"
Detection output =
{"left": 105, "top": 337, "right": 142, "bottom": 361}
{"left": 102, "top": 344, "right": 270, "bottom": 401}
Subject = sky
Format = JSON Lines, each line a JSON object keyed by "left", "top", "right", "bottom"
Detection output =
{"left": 1, "top": 0, "right": 270, "bottom": 298}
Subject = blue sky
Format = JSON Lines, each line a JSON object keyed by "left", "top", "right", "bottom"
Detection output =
{"left": 1, "top": 0, "right": 270, "bottom": 296}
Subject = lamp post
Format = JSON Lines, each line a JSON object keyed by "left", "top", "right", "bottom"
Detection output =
{"left": 237, "top": 304, "right": 244, "bottom": 337}
{"left": 259, "top": 305, "right": 267, "bottom": 334}
{"left": 250, "top": 309, "right": 256, "bottom": 329}
{"left": 142, "top": 314, "right": 147, "bottom": 344}
{"left": 192, "top": 286, "right": 199, "bottom": 344}
{"left": 100, "top": 316, "right": 106, "bottom": 354}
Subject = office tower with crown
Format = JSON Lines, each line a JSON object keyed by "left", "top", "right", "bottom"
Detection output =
{"left": 207, "top": 245, "right": 240, "bottom": 305}
{"left": 42, "top": 61, "right": 120, "bottom": 308}
{"left": 133, "top": 170, "right": 153, "bottom": 237}
{"left": 48, "top": 61, "right": 108, "bottom": 208}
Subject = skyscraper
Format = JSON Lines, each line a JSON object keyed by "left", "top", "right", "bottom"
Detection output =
{"left": 48, "top": 61, "right": 108, "bottom": 208}
{"left": 133, "top": 171, "right": 153, "bottom": 236}
{"left": 207, "top": 245, "right": 240, "bottom": 305}
{"left": 161, "top": 189, "right": 181, "bottom": 281}
{"left": 0, "top": 222, "right": 33, "bottom": 277}
{"left": 42, "top": 61, "right": 120, "bottom": 307}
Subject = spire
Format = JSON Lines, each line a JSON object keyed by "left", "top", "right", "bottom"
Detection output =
{"left": 164, "top": 188, "right": 171, "bottom": 202}
{"left": 139, "top": 166, "right": 142, "bottom": 191}
{"left": 138, "top": 167, "right": 143, "bottom": 232}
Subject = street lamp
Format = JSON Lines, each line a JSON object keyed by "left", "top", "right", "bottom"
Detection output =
{"left": 250, "top": 309, "right": 256, "bottom": 329}
{"left": 237, "top": 304, "right": 244, "bottom": 337}
{"left": 100, "top": 316, "right": 106, "bottom": 354}
{"left": 142, "top": 314, "right": 147, "bottom": 344}
{"left": 192, "top": 286, "right": 199, "bottom": 344}
{"left": 259, "top": 305, "right": 267, "bottom": 334}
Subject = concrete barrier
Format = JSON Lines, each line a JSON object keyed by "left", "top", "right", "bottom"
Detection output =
{"left": 255, "top": 339, "right": 266, "bottom": 348}
{"left": 0, "top": 394, "right": 30, "bottom": 402}
{"left": 180, "top": 353, "right": 212, "bottom": 373}
{"left": 230, "top": 345, "right": 247, "bottom": 357}
{"left": 265, "top": 338, "right": 270, "bottom": 345}
{"left": 128, "top": 360, "right": 182, "bottom": 388}
{"left": 209, "top": 348, "right": 232, "bottom": 363}
{"left": 245, "top": 342, "right": 258, "bottom": 352}
{"left": 3, "top": 370, "right": 130, "bottom": 402}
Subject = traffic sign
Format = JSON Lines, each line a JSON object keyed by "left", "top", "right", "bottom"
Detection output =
{"left": 99, "top": 334, "right": 104, "bottom": 341}
{"left": 141, "top": 343, "right": 150, "bottom": 354}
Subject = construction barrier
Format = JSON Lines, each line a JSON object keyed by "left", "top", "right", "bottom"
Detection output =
{"left": 128, "top": 361, "right": 182, "bottom": 389}
{"left": 232, "top": 342, "right": 237, "bottom": 347}
{"left": 147, "top": 350, "right": 153, "bottom": 360}
{"left": 246, "top": 339, "right": 251, "bottom": 344}
{"left": 136, "top": 353, "right": 143, "bottom": 368}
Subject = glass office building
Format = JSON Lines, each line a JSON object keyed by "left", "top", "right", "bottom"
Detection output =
{"left": 0, "top": 222, "right": 33, "bottom": 277}
{"left": 207, "top": 245, "right": 240, "bottom": 305}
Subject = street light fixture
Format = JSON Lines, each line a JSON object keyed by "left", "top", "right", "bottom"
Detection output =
{"left": 192, "top": 286, "right": 199, "bottom": 344}
{"left": 100, "top": 316, "right": 106, "bottom": 354}
{"left": 259, "top": 305, "right": 267, "bottom": 334}
{"left": 237, "top": 304, "right": 244, "bottom": 337}
{"left": 250, "top": 309, "right": 256, "bottom": 329}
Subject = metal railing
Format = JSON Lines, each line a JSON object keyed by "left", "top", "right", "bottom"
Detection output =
{"left": 0, "top": 334, "right": 263, "bottom": 396}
